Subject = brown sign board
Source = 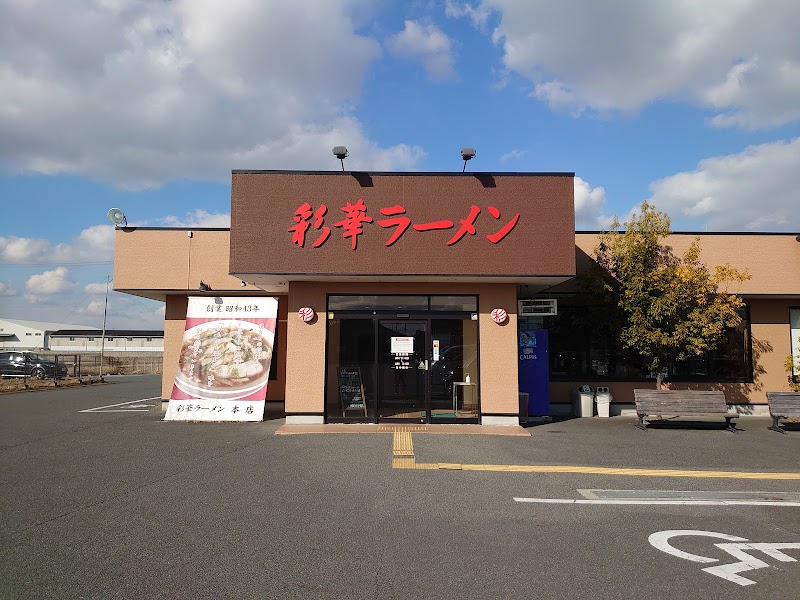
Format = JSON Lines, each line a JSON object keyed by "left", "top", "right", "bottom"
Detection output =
{"left": 229, "top": 171, "right": 576, "bottom": 280}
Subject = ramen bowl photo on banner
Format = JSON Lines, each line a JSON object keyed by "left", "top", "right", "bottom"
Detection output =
{"left": 165, "top": 296, "right": 279, "bottom": 422}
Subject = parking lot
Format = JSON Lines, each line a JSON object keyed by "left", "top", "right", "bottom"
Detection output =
{"left": 2, "top": 375, "right": 799, "bottom": 599}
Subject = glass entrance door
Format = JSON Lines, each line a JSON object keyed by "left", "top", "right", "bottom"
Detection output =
{"left": 377, "top": 320, "right": 428, "bottom": 421}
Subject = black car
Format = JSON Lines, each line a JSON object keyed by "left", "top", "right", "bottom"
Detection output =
{"left": 0, "top": 351, "right": 68, "bottom": 379}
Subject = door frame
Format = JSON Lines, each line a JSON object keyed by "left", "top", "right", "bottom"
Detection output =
{"left": 324, "top": 293, "right": 481, "bottom": 424}
{"left": 376, "top": 319, "right": 429, "bottom": 423}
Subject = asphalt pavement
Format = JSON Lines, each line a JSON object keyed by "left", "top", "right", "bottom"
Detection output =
{"left": 1, "top": 376, "right": 799, "bottom": 599}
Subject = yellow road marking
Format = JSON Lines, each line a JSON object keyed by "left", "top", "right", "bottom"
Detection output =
{"left": 392, "top": 430, "right": 415, "bottom": 457}
{"left": 391, "top": 433, "right": 800, "bottom": 480}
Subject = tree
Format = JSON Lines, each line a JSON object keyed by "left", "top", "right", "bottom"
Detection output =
{"left": 593, "top": 202, "right": 750, "bottom": 389}
{"left": 786, "top": 335, "right": 800, "bottom": 392}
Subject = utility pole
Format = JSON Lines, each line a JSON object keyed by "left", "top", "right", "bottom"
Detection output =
{"left": 99, "top": 275, "right": 110, "bottom": 381}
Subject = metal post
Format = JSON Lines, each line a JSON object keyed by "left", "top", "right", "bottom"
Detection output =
{"left": 99, "top": 275, "right": 110, "bottom": 381}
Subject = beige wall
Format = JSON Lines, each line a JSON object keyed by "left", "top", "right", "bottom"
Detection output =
{"left": 114, "top": 228, "right": 258, "bottom": 298}
{"left": 284, "top": 282, "right": 519, "bottom": 418}
{"left": 576, "top": 233, "right": 800, "bottom": 296}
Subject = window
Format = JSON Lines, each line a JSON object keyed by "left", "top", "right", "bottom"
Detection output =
{"left": 26, "top": 333, "right": 32, "bottom": 336}
{"left": 35, "top": 333, "right": 41, "bottom": 336}
{"left": 69, "top": 337, "right": 75, "bottom": 341}
{"left": 127, "top": 337, "right": 133, "bottom": 341}
{"left": 146, "top": 338, "right": 153, "bottom": 342}
{"left": 546, "top": 304, "right": 753, "bottom": 382}
{"left": 107, "top": 337, "right": 114, "bottom": 341}
{"left": 88, "top": 337, "right": 95, "bottom": 341}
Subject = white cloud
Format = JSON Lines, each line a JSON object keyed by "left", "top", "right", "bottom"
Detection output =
{"left": 467, "top": 0, "right": 800, "bottom": 128}
{"left": 159, "top": 209, "right": 231, "bottom": 228}
{"left": 445, "top": 1, "right": 493, "bottom": 30}
{"left": 386, "top": 20, "right": 458, "bottom": 82}
{"left": 0, "top": 281, "right": 18, "bottom": 296}
{"left": 499, "top": 149, "right": 526, "bottom": 162}
{"left": 0, "top": 225, "right": 115, "bottom": 264}
{"left": 25, "top": 266, "right": 75, "bottom": 294}
{"left": 647, "top": 138, "right": 800, "bottom": 231}
{"left": 0, "top": 0, "right": 422, "bottom": 188}
{"left": 86, "top": 299, "right": 107, "bottom": 315}
{"left": 85, "top": 282, "right": 110, "bottom": 295}
{"left": 574, "top": 176, "right": 608, "bottom": 229}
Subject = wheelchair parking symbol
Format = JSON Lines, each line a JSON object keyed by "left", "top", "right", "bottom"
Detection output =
{"left": 649, "top": 530, "right": 800, "bottom": 586}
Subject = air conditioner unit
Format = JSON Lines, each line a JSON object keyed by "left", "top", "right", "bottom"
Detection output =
{"left": 518, "top": 298, "right": 557, "bottom": 316}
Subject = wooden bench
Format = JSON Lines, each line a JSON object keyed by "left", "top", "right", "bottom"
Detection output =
{"left": 633, "top": 389, "right": 736, "bottom": 432}
{"left": 766, "top": 392, "right": 800, "bottom": 433}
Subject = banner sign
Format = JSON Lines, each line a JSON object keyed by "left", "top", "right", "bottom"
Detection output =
{"left": 165, "top": 296, "right": 278, "bottom": 421}
{"left": 518, "top": 329, "right": 549, "bottom": 417}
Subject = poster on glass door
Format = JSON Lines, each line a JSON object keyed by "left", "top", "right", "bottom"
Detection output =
{"left": 165, "top": 296, "right": 278, "bottom": 421}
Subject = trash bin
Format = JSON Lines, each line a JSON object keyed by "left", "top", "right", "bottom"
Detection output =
{"left": 572, "top": 385, "right": 594, "bottom": 417}
{"left": 595, "top": 386, "right": 612, "bottom": 418}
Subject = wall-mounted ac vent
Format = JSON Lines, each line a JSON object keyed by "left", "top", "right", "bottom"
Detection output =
{"left": 518, "top": 298, "right": 557, "bottom": 316}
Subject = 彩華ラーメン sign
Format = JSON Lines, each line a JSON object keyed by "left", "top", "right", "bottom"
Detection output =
{"left": 165, "top": 296, "right": 278, "bottom": 422}
{"left": 229, "top": 172, "right": 577, "bottom": 281}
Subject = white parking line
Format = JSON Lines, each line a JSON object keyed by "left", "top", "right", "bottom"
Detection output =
{"left": 80, "top": 397, "right": 161, "bottom": 413}
{"left": 513, "top": 497, "right": 800, "bottom": 507}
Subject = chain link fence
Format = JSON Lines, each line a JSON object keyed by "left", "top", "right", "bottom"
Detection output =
{"left": 45, "top": 352, "right": 164, "bottom": 377}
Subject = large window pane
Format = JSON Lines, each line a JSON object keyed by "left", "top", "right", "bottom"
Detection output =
{"left": 546, "top": 303, "right": 752, "bottom": 382}
{"left": 430, "top": 318, "right": 478, "bottom": 420}
{"left": 429, "top": 296, "right": 477, "bottom": 312}
{"left": 328, "top": 295, "right": 428, "bottom": 311}
{"left": 326, "top": 318, "right": 375, "bottom": 420}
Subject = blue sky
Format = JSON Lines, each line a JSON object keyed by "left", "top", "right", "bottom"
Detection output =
{"left": 2, "top": 0, "right": 799, "bottom": 330}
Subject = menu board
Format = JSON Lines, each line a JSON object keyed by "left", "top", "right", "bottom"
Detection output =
{"left": 338, "top": 367, "right": 367, "bottom": 416}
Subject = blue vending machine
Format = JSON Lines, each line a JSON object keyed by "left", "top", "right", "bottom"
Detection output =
{"left": 518, "top": 329, "right": 549, "bottom": 417}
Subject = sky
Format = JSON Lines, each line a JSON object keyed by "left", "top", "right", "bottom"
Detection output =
{"left": 1, "top": 0, "right": 799, "bottom": 331}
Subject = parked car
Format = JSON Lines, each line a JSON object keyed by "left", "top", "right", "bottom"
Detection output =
{"left": 0, "top": 351, "right": 68, "bottom": 379}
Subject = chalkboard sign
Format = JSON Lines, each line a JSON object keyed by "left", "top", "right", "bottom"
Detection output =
{"left": 338, "top": 367, "right": 367, "bottom": 417}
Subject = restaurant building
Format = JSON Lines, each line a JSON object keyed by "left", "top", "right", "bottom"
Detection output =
{"left": 113, "top": 170, "right": 800, "bottom": 424}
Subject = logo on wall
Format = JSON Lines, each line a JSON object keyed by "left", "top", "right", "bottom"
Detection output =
{"left": 298, "top": 306, "right": 315, "bottom": 322}
{"left": 491, "top": 308, "right": 508, "bottom": 323}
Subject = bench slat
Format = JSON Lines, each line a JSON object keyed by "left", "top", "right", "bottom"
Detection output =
{"left": 633, "top": 389, "right": 734, "bottom": 431}
{"left": 766, "top": 392, "right": 800, "bottom": 418}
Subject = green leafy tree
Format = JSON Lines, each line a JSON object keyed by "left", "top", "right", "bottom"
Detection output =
{"left": 786, "top": 336, "right": 800, "bottom": 392}
{"left": 594, "top": 202, "right": 750, "bottom": 389}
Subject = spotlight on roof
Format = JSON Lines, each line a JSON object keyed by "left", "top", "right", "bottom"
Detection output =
{"left": 332, "top": 146, "right": 348, "bottom": 171}
{"left": 107, "top": 207, "right": 127, "bottom": 226}
{"left": 199, "top": 280, "right": 212, "bottom": 292}
{"left": 461, "top": 147, "right": 476, "bottom": 172}
{"left": 796, "top": 234, "right": 800, "bottom": 242}
{"left": 240, "top": 280, "right": 247, "bottom": 288}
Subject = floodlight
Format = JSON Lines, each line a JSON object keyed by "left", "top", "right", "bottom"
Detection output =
{"left": 461, "top": 148, "right": 476, "bottom": 172}
{"left": 107, "top": 208, "right": 127, "bottom": 226}
{"left": 333, "top": 146, "right": 348, "bottom": 171}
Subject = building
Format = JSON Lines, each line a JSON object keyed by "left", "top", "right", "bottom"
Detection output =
{"left": 113, "top": 170, "right": 800, "bottom": 424}
{"left": 0, "top": 319, "right": 163, "bottom": 353}
{"left": 48, "top": 330, "right": 164, "bottom": 352}
{"left": 0, "top": 319, "right": 94, "bottom": 350}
